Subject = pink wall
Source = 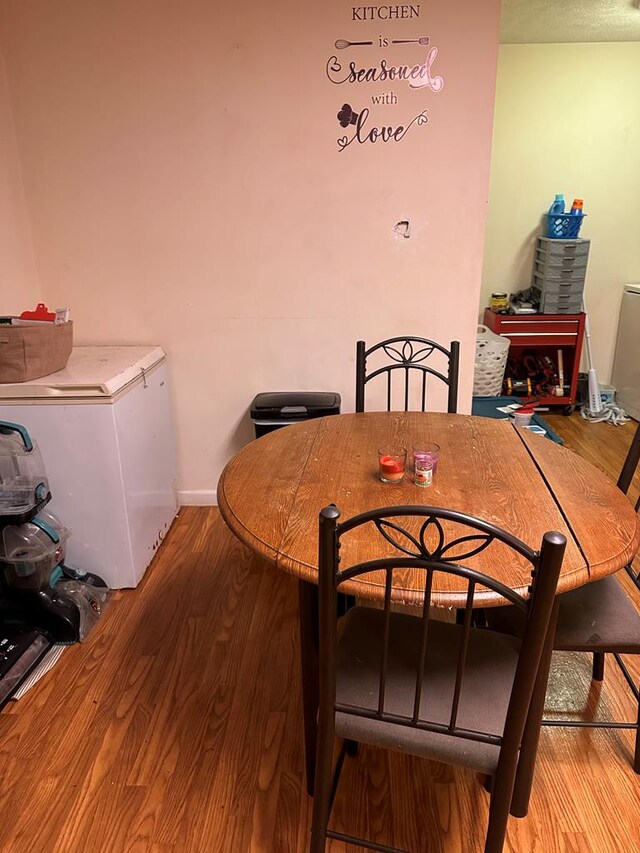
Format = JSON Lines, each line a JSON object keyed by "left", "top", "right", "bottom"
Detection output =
{"left": 0, "top": 42, "right": 39, "bottom": 312}
{"left": 0, "top": 1, "right": 500, "bottom": 500}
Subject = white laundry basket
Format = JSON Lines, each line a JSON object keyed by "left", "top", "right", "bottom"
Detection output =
{"left": 473, "top": 324, "right": 510, "bottom": 397}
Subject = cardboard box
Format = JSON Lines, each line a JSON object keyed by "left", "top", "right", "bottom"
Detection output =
{"left": 0, "top": 321, "right": 73, "bottom": 383}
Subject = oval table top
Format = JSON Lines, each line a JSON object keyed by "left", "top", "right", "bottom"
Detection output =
{"left": 218, "top": 412, "right": 640, "bottom": 608}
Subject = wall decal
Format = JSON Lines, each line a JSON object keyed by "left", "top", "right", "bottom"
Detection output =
{"left": 328, "top": 4, "right": 443, "bottom": 151}
{"left": 337, "top": 103, "right": 360, "bottom": 127}
{"left": 326, "top": 52, "right": 444, "bottom": 92}
{"left": 335, "top": 38, "right": 374, "bottom": 49}
{"left": 351, "top": 5, "right": 422, "bottom": 21}
{"left": 392, "top": 36, "right": 430, "bottom": 45}
{"left": 336, "top": 105, "right": 428, "bottom": 151}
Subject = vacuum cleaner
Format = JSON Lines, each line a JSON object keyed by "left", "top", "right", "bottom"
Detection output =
{"left": 0, "top": 421, "right": 110, "bottom": 647}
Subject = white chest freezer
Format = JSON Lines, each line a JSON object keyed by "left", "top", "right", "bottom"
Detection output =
{"left": 611, "top": 285, "right": 640, "bottom": 421}
{"left": 0, "top": 346, "right": 179, "bottom": 588}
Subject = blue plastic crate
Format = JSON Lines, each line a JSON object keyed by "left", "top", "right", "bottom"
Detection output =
{"left": 545, "top": 213, "right": 586, "bottom": 240}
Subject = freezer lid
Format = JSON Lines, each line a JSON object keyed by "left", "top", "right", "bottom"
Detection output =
{"left": 624, "top": 284, "right": 640, "bottom": 295}
{"left": 0, "top": 346, "right": 166, "bottom": 400}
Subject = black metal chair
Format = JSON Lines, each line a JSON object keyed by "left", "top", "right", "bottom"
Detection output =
{"left": 487, "top": 419, "right": 640, "bottom": 774}
{"left": 355, "top": 337, "right": 460, "bottom": 414}
{"left": 310, "top": 504, "right": 566, "bottom": 853}
{"left": 619, "top": 419, "right": 640, "bottom": 592}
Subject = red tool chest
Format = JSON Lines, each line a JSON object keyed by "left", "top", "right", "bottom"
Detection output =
{"left": 482, "top": 309, "right": 586, "bottom": 410}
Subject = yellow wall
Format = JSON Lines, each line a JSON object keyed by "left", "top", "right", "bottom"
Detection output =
{"left": 481, "top": 43, "right": 640, "bottom": 383}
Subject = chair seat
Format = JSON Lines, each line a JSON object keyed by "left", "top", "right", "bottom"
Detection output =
{"left": 335, "top": 607, "right": 522, "bottom": 775}
{"left": 487, "top": 574, "right": 640, "bottom": 653}
{"left": 555, "top": 575, "right": 640, "bottom": 652}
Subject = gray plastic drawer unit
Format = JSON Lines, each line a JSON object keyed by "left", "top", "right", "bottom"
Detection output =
{"left": 534, "top": 250, "right": 588, "bottom": 270}
{"left": 531, "top": 237, "right": 590, "bottom": 313}
{"left": 535, "top": 278, "right": 586, "bottom": 296}
{"left": 532, "top": 286, "right": 583, "bottom": 314}
{"left": 537, "top": 237, "right": 590, "bottom": 257}
{"left": 533, "top": 262, "right": 587, "bottom": 282}
{"left": 533, "top": 272, "right": 585, "bottom": 294}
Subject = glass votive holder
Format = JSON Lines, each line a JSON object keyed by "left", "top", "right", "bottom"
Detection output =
{"left": 413, "top": 443, "right": 440, "bottom": 486}
{"left": 413, "top": 456, "right": 433, "bottom": 487}
{"left": 378, "top": 447, "right": 407, "bottom": 484}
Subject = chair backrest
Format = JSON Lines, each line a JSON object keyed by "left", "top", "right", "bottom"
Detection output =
{"left": 617, "top": 419, "right": 640, "bottom": 512}
{"left": 318, "top": 504, "right": 565, "bottom": 756}
{"left": 355, "top": 336, "right": 460, "bottom": 414}
{"left": 617, "top": 420, "right": 640, "bottom": 587}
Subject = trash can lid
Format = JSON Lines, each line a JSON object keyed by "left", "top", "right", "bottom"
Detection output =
{"left": 250, "top": 392, "right": 341, "bottom": 420}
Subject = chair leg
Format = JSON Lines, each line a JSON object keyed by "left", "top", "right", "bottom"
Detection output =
{"left": 299, "top": 581, "right": 320, "bottom": 797}
{"left": 510, "top": 601, "right": 558, "bottom": 818}
{"left": 473, "top": 608, "right": 488, "bottom": 629}
{"left": 510, "top": 667, "right": 549, "bottom": 818}
{"left": 310, "top": 731, "right": 335, "bottom": 853}
{"left": 592, "top": 652, "right": 605, "bottom": 682}
{"left": 634, "top": 694, "right": 640, "bottom": 775}
{"left": 337, "top": 593, "right": 356, "bottom": 617}
{"left": 345, "top": 739, "right": 358, "bottom": 757}
{"left": 484, "top": 772, "right": 514, "bottom": 853}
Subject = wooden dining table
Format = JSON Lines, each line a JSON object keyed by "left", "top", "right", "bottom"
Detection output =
{"left": 217, "top": 411, "right": 640, "bottom": 792}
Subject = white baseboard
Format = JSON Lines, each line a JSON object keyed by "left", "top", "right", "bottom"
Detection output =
{"left": 179, "top": 489, "right": 217, "bottom": 506}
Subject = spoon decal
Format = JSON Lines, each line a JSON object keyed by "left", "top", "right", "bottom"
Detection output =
{"left": 334, "top": 39, "right": 374, "bottom": 49}
{"left": 391, "top": 36, "right": 430, "bottom": 45}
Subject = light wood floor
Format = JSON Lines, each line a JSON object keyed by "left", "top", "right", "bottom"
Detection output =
{"left": 0, "top": 413, "right": 638, "bottom": 852}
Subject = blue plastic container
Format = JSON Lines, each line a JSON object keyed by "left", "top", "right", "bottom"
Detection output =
{"left": 545, "top": 213, "right": 586, "bottom": 239}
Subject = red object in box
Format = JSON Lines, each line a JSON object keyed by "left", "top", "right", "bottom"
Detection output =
{"left": 19, "top": 302, "right": 55, "bottom": 322}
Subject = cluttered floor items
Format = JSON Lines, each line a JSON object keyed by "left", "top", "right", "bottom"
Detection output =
{"left": 503, "top": 349, "right": 570, "bottom": 402}
{"left": 0, "top": 421, "right": 110, "bottom": 709}
{"left": 579, "top": 308, "right": 629, "bottom": 426}
{"left": 480, "top": 198, "right": 631, "bottom": 427}
{"left": 471, "top": 396, "right": 564, "bottom": 444}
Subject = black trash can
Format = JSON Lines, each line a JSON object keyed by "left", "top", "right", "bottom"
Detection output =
{"left": 250, "top": 392, "right": 341, "bottom": 439}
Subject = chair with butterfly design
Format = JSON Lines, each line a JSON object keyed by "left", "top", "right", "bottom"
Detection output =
{"left": 310, "top": 504, "right": 566, "bottom": 853}
{"left": 486, "top": 418, "right": 640, "bottom": 781}
{"left": 355, "top": 337, "right": 460, "bottom": 414}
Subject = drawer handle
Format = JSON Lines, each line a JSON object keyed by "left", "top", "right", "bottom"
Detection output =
{"left": 500, "top": 332, "right": 578, "bottom": 338}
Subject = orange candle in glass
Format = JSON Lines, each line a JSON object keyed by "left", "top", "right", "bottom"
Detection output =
{"left": 377, "top": 448, "right": 407, "bottom": 483}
